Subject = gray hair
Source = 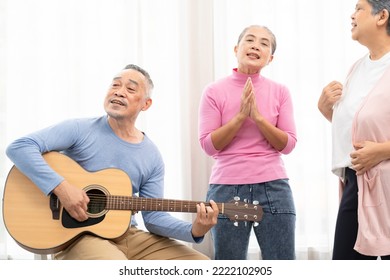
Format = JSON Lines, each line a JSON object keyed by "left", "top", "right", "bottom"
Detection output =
{"left": 237, "top": 25, "right": 277, "bottom": 55}
{"left": 123, "top": 64, "right": 154, "bottom": 98}
{"left": 367, "top": 0, "right": 390, "bottom": 35}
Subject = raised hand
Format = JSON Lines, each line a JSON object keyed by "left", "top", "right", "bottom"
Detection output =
{"left": 318, "top": 81, "right": 343, "bottom": 122}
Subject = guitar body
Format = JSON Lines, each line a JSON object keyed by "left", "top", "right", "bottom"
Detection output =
{"left": 2, "top": 152, "right": 133, "bottom": 254}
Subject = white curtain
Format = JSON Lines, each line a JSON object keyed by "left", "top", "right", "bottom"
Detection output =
{"left": 0, "top": 0, "right": 366, "bottom": 260}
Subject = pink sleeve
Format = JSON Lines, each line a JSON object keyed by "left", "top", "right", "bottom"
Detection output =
{"left": 198, "top": 87, "right": 220, "bottom": 156}
{"left": 277, "top": 86, "right": 297, "bottom": 155}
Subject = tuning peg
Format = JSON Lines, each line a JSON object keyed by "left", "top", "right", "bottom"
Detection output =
{"left": 234, "top": 222, "right": 238, "bottom": 227}
{"left": 254, "top": 222, "right": 259, "bottom": 227}
{"left": 243, "top": 198, "right": 248, "bottom": 203}
{"left": 233, "top": 196, "right": 240, "bottom": 206}
{"left": 253, "top": 200, "right": 259, "bottom": 205}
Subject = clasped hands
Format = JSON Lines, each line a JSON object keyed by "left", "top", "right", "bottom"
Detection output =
{"left": 239, "top": 77, "right": 262, "bottom": 122}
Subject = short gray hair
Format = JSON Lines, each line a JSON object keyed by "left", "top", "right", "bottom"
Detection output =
{"left": 123, "top": 64, "right": 154, "bottom": 98}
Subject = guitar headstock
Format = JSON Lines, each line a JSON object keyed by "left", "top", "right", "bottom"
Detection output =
{"left": 223, "top": 200, "right": 263, "bottom": 222}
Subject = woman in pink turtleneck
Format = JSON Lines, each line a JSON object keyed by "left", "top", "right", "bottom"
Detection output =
{"left": 198, "top": 25, "right": 297, "bottom": 260}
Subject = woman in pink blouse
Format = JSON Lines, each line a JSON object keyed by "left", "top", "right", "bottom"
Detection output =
{"left": 198, "top": 25, "right": 297, "bottom": 260}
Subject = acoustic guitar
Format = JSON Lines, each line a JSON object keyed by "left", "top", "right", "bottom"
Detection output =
{"left": 2, "top": 152, "right": 263, "bottom": 254}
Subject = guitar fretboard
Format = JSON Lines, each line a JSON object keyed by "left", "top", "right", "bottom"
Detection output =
{"left": 105, "top": 196, "right": 223, "bottom": 213}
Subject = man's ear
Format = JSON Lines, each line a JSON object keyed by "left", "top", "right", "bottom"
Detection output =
{"left": 142, "top": 98, "right": 152, "bottom": 111}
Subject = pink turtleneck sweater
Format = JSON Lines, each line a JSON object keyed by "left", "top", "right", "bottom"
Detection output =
{"left": 198, "top": 69, "right": 297, "bottom": 185}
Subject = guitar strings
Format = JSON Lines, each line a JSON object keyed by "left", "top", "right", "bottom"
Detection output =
{"left": 84, "top": 193, "right": 207, "bottom": 212}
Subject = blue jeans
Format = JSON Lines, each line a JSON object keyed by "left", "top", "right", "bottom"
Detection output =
{"left": 206, "top": 179, "right": 296, "bottom": 260}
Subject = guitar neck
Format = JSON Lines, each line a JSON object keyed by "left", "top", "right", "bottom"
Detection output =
{"left": 104, "top": 196, "right": 222, "bottom": 213}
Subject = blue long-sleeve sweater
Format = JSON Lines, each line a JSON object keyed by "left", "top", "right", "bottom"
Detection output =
{"left": 6, "top": 115, "right": 200, "bottom": 243}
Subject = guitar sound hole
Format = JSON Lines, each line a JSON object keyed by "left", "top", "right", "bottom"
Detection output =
{"left": 62, "top": 186, "right": 108, "bottom": 228}
{"left": 86, "top": 188, "right": 107, "bottom": 215}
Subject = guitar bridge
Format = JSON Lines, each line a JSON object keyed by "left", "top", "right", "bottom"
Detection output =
{"left": 49, "top": 194, "right": 60, "bottom": 220}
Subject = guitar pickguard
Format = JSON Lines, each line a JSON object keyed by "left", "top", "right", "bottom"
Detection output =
{"left": 62, "top": 209, "right": 105, "bottom": 229}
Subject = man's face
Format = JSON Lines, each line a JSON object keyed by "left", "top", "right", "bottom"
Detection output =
{"left": 104, "top": 68, "right": 151, "bottom": 122}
